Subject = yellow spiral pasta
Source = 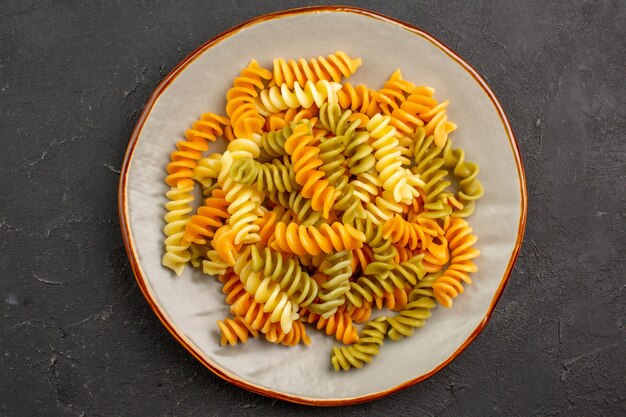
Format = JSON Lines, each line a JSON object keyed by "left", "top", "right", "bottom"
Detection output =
{"left": 193, "top": 153, "right": 222, "bottom": 193}
{"left": 161, "top": 53, "right": 483, "bottom": 371}
{"left": 254, "top": 80, "right": 342, "bottom": 115}
{"left": 161, "top": 185, "right": 194, "bottom": 275}
{"left": 367, "top": 114, "right": 417, "bottom": 204}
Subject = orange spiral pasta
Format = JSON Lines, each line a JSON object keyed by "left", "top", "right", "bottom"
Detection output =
{"left": 433, "top": 218, "right": 480, "bottom": 307}
{"left": 271, "top": 222, "right": 365, "bottom": 256}
{"left": 265, "top": 321, "right": 312, "bottom": 346}
{"left": 382, "top": 214, "right": 431, "bottom": 251}
{"left": 212, "top": 224, "right": 241, "bottom": 266}
{"left": 421, "top": 234, "right": 450, "bottom": 273}
{"left": 226, "top": 60, "right": 272, "bottom": 138}
{"left": 217, "top": 317, "right": 258, "bottom": 346}
{"left": 393, "top": 245, "right": 418, "bottom": 264}
{"left": 264, "top": 107, "right": 318, "bottom": 131}
{"left": 284, "top": 123, "right": 338, "bottom": 218}
{"left": 301, "top": 308, "right": 359, "bottom": 344}
{"left": 161, "top": 52, "right": 483, "bottom": 371}
{"left": 219, "top": 269, "right": 246, "bottom": 305}
{"left": 166, "top": 112, "right": 230, "bottom": 189}
{"left": 372, "top": 286, "right": 412, "bottom": 311}
{"left": 337, "top": 83, "right": 381, "bottom": 117}
{"left": 352, "top": 245, "right": 374, "bottom": 273}
{"left": 374, "top": 69, "right": 415, "bottom": 114}
{"left": 230, "top": 292, "right": 273, "bottom": 332}
{"left": 272, "top": 51, "right": 362, "bottom": 89}
{"left": 183, "top": 188, "right": 230, "bottom": 245}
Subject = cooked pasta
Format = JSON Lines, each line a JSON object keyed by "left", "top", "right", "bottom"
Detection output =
{"left": 161, "top": 53, "right": 483, "bottom": 371}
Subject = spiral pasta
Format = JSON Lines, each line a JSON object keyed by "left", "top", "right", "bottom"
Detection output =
{"left": 166, "top": 113, "right": 229, "bottom": 189}
{"left": 233, "top": 248, "right": 298, "bottom": 333}
{"left": 442, "top": 140, "right": 484, "bottom": 217}
{"left": 374, "top": 69, "right": 415, "bottom": 114}
{"left": 433, "top": 218, "right": 480, "bottom": 308}
{"left": 161, "top": 53, "right": 483, "bottom": 371}
{"left": 217, "top": 316, "right": 258, "bottom": 346}
{"left": 254, "top": 80, "right": 342, "bottom": 116}
{"left": 337, "top": 83, "right": 381, "bottom": 117}
{"left": 226, "top": 60, "right": 272, "bottom": 139}
{"left": 161, "top": 185, "right": 194, "bottom": 275}
{"left": 265, "top": 321, "right": 312, "bottom": 346}
{"left": 301, "top": 308, "right": 359, "bottom": 344}
{"left": 271, "top": 222, "right": 365, "bottom": 256}
{"left": 308, "top": 250, "right": 353, "bottom": 318}
{"left": 272, "top": 51, "right": 362, "bottom": 89}
{"left": 387, "top": 278, "right": 437, "bottom": 341}
{"left": 184, "top": 188, "right": 230, "bottom": 245}
{"left": 250, "top": 245, "right": 318, "bottom": 307}
{"left": 230, "top": 156, "right": 297, "bottom": 194}
{"left": 331, "top": 317, "right": 388, "bottom": 371}
{"left": 284, "top": 123, "right": 339, "bottom": 218}
{"left": 193, "top": 153, "right": 222, "bottom": 192}
{"left": 263, "top": 106, "right": 316, "bottom": 131}
{"left": 367, "top": 114, "right": 416, "bottom": 204}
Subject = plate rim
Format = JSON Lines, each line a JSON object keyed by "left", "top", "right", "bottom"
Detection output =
{"left": 117, "top": 5, "right": 528, "bottom": 406}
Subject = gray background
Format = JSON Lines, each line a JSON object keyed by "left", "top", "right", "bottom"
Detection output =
{"left": 1, "top": 0, "right": 624, "bottom": 416}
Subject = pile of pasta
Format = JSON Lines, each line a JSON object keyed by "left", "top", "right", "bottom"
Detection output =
{"left": 161, "top": 51, "right": 484, "bottom": 371}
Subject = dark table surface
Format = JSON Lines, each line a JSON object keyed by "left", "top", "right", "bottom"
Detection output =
{"left": 2, "top": 1, "right": 625, "bottom": 416}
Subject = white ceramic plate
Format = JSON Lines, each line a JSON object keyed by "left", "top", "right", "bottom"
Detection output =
{"left": 118, "top": 6, "right": 527, "bottom": 405}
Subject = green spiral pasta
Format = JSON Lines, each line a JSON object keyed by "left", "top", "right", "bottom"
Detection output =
{"left": 333, "top": 183, "right": 366, "bottom": 224}
{"left": 345, "top": 129, "right": 375, "bottom": 175}
{"left": 442, "top": 139, "right": 484, "bottom": 217}
{"left": 387, "top": 274, "right": 437, "bottom": 341}
{"left": 318, "top": 102, "right": 359, "bottom": 136}
{"left": 364, "top": 239, "right": 397, "bottom": 279}
{"left": 256, "top": 121, "right": 311, "bottom": 162}
{"left": 267, "top": 189, "right": 322, "bottom": 226}
{"left": 309, "top": 250, "right": 353, "bottom": 318}
{"left": 250, "top": 246, "right": 318, "bottom": 307}
{"left": 318, "top": 129, "right": 348, "bottom": 189}
{"left": 387, "top": 254, "right": 427, "bottom": 288}
{"left": 230, "top": 155, "right": 298, "bottom": 193}
{"left": 345, "top": 252, "right": 426, "bottom": 308}
{"left": 331, "top": 316, "right": 389, "bottom": 371}
{"left": 314, "top": 104, "right": 367, "bottom": 224}
{"left": 345, "top": 274, "right": 395, "bottom": 308}
{"left": 412, "top": 130, "right": 453, "bottom": 218}
{"left": 354, "top": 218, "right": 397, "bottom": 279}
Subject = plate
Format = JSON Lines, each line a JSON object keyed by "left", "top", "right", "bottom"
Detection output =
{"left": 118, "top": 6, "right": 527, "bottom": 405}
